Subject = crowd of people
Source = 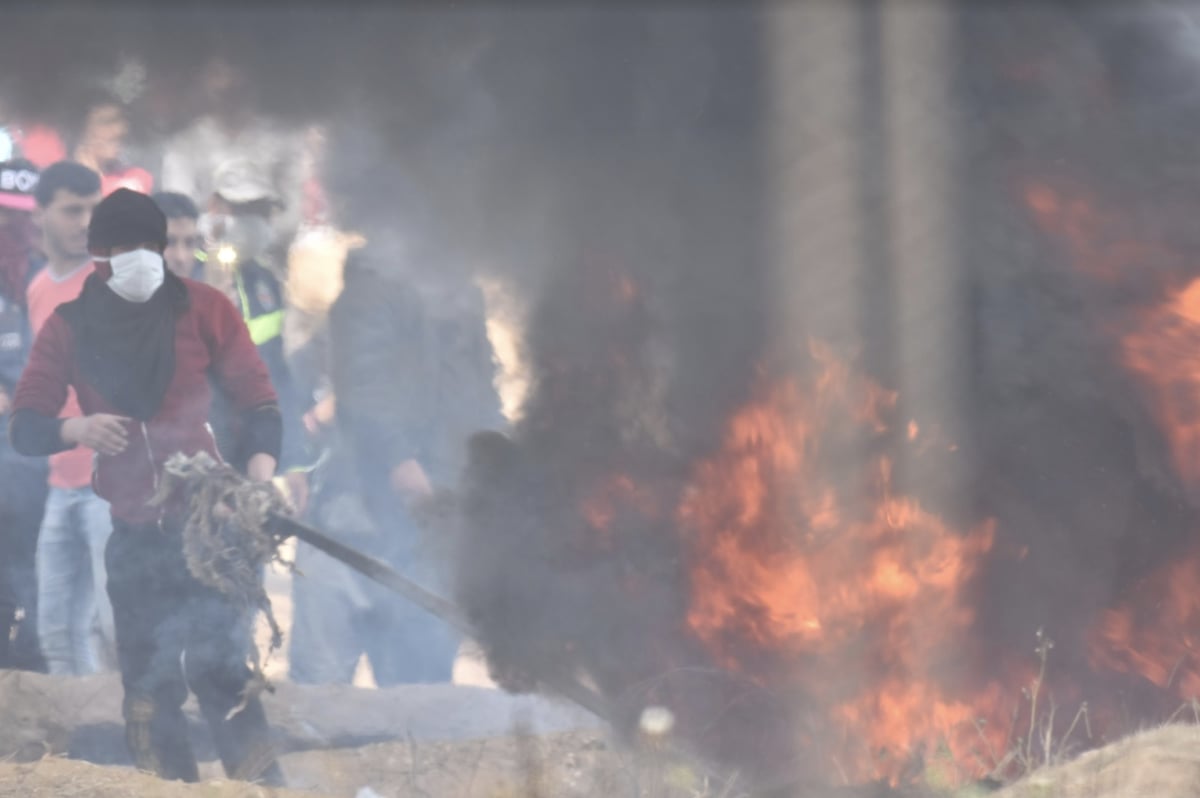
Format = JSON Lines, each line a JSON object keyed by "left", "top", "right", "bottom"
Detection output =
{"left": 0, "top": 72, "right": 505, "bottom": 786}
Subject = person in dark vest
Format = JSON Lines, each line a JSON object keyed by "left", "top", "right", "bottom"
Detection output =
{"left": 9, "top": 188, "right": 286, "bottom": 785}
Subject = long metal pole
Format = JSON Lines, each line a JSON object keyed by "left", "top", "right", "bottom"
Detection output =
{"left": 267, "top": 512, "right": 616, "bottom": 723}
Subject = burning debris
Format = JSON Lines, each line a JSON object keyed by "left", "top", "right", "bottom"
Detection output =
{"left": 677, "top": 355, "right": 1004, "bottom": 783}
{"left": 448, "top": 4, "right": 1200, "bottom": 790}
{"left": 457, "top": 332, "right": 1035, "bottom": 789}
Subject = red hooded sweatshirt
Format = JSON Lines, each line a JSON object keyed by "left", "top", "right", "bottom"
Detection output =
{"left": 10, "top": 276, "right": 278, "bottom": 523}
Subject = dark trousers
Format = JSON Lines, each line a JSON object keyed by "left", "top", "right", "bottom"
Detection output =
{"left": 105, "top": 518, "right": 284, "bottom": 785}
{"left": 0, "top": 462, "right": 48, "bottom": 672}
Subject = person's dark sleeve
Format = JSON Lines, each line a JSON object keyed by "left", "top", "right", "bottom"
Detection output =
{"left": 202, "top": 286, "right": 282, "bottom": 462}
{"left": 9, "top": 314, "right": 73, "bottom": 456}
{"left": 241, "top": 403, "right": 283, "bottom": 464}
{"left": 9, "top": 410, "right": 68, "bottom": 456}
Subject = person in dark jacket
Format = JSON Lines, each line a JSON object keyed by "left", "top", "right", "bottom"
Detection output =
{"left": 9, "top": 189, "right": 286, "bottom": 785}
{"left": 0, "top": 157, "right": 47, "bottom": 671}
{"left": 289, "top": 233, "right": 504, "bottom": 685}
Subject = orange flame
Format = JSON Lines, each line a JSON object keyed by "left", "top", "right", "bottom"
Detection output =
{"left": 1120, "top": 280, "right": 1200, "bottom": 487}
{"left": 674, "top": 345, "right": 1004, "bottom": 783}
{"left": 581, "top": 474, "right": 660, "bottom": 544}
{"left": 1024, "top": 178, "right": 1200, "bottom": 697}
{"left": 1090, "top": 551, "right": 1200, "bottom": 699}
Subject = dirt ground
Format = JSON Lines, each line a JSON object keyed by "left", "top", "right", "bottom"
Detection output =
{"left": 0, "top": 730, "right": 618, "bottom": 798}
{"left": 278, "top": 729, "right": 625, "bottom": 797}
{"left": 0, "top": 730, "right": 950, "bottom": 798}
{"left": 12, "top": 562, "right": 1200, "bottom": 798}
{"left": 258, "top": 542, "right": 496, "bottom": 690}
{"left": 10, "top": 722, "right": 1200, "bottom": 798}
{"left": 0, "top": 757, "right": 319, "bottom": 798}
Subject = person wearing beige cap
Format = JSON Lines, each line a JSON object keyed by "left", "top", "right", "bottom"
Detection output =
{"left": 199, "top": 158, "right": 310, "bottom": 509}
{"left": 161, "top": 57, "right": 303, "bottom": 249}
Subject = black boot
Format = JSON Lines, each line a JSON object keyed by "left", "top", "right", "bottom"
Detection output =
{"left": 123, "top": 694, "right": 201, "bottom": 783}
{"left": 202, "top": 693, "right": 287, "bottom": 786}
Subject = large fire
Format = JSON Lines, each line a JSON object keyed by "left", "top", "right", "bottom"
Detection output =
{"left": 672, "top": 341, "right": 1009, "bottom": 783}
{"left": 1025, "top": 179, "right": 1200, "bottom": 705}
{"left": 466, "top": 182, "right": 1200, "bottom": 787}
{"left": 558, "top": 182, "right": 1200, "bottom": 784}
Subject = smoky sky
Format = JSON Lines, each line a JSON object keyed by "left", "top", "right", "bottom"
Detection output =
{"left": 1, "top": 4, "right": 762, "bottom": 285}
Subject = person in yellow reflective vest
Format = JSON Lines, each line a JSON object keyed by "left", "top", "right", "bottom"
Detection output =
{"left": 195, "top": 159, "right": 310, "bottom": 510}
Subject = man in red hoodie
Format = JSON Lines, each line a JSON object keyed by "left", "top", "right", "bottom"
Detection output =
{"left": 9, "top": 188, "right": 285, "bottom": 785}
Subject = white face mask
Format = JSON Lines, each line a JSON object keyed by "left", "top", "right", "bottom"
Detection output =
{"left": 101, "top": 248, "right": 165, "bottom": 303}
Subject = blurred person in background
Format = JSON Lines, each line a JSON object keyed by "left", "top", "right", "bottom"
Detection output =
{"left": 25, "top": 162, "right": 114, "bottom": 676}
{"left": 199, "top": 158, "right": 309, "bottom": 507}
{"left": 152, "top": 191, "right": 203, "bottom": 281}
{"left": 10, "top": 188, "right": 286, "bottom": 785}
{"left": 0, "top": 158, "right": 47, "bottom": 671}
{"left": 283, "top": 226, "right": 364, "bottom": 686}
{"left": 289, "top": 220, "right": 505, "bottom": 685}
{"left": 70, "top": 90, "right": 153, "bottom": 196}
{"left": 282, "top": 123, "right": 347, "bottom": 448}
{"left": 280, "top": 131, "right": 372, "bottom": 683}
{"left": 8, "top": 123, "right": 67, "bottom": 171}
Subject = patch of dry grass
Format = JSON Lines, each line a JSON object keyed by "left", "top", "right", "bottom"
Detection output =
{"left": 981, "top": 629, "right": 1093, "bottom": 783}
{"left": 0, "top": 757, "right": 319, "bottom": 798}
{"left": 993, "top": 723, "right": 1200, "bottom": 798}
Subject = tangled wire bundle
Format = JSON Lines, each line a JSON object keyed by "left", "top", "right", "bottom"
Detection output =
{"left": 149, "top": 451, "right": 293, "bottom": 667}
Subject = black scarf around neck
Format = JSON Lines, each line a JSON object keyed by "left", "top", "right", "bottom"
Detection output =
{"left": 58, "top": 270, "right": 190, "bottom": 421}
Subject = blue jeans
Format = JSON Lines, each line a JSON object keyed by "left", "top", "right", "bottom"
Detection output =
{"left": 36, "top": 486, "right": 115, "bottom": 675}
